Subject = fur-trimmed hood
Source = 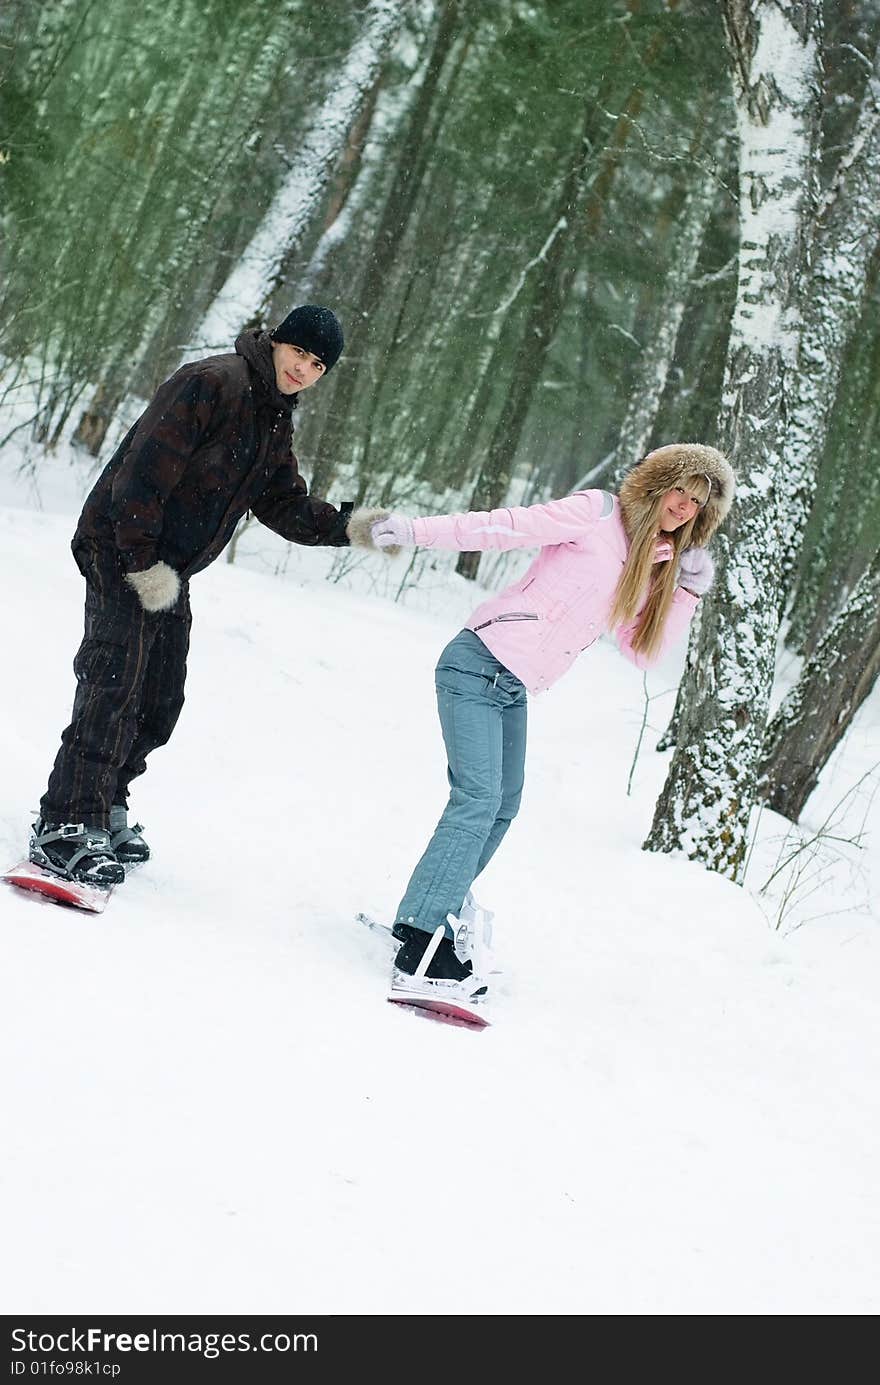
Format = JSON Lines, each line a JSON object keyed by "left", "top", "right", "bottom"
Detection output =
{"left": 618, "top": 443, "right": 735, "bottom": 548}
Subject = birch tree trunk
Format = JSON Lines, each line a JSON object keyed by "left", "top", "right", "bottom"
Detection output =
{"left": 658, "top": 30, "right": 880, "bottom": 737}
{"left": 644, "top": 0, "right": 822, "bottom": 880}
{"left": 183, "top": 0, "right": 406, "bottom": 362}
{"left": 307, "top": 0, "right": 465, "bottom": 496}
{"left": 759, "top": 548, "right": 880, "bottom": 820}
{"left": 775, "top": 35, "right": 880, "bottom": 596}
{"left": 295, "top": 76, "right": 386, "bottom": 303}
{"left": 781, "top": 41, "right": 880, "bottom": 650}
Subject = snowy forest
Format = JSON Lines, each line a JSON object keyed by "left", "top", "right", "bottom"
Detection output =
{"left": 2, "top": 0, "right": 880, "bottom": 884}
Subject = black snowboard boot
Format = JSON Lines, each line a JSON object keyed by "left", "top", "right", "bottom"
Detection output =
{"left": 109, "top": 805, "right": 150, "bottom": 865}
{"left": 393, "top": 924, "right": 487, "bottom": 992}
{"left": 29, "top": 820, "right": 125, "bottom": 887}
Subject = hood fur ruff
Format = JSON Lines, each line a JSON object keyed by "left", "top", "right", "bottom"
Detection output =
{"left": 618, "top": 443, "right": 735, "bottom": 548}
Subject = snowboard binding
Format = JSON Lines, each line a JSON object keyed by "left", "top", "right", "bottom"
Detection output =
{"left": 389, "top": 924, "right": 490, "bottom": 1029}
{"left": 29, "top": 819, "right": 125, "bottom": 888}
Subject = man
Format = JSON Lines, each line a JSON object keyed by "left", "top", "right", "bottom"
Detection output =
{"left": 30, "top": 305, "right": 352, "bottom": 887}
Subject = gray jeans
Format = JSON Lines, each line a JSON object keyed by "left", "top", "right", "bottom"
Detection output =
{"left": 395, "top": 629, "right": 528, "bottom": 937}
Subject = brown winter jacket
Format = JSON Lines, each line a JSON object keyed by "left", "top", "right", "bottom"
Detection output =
{"left": 72, "top": 329, "right": 351, "bottom": 580}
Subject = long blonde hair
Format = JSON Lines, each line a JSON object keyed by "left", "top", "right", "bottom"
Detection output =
{"left": 608, "top": 473, "right": 710, "bottom": 660}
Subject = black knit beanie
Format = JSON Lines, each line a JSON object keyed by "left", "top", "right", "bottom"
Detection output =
{"left": 270, "top": 305, "right": 344, "bottom": 372}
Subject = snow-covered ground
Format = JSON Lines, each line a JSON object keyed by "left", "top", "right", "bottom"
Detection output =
{"left": 1, "top": 436, "right": 878, "bottom": 1315}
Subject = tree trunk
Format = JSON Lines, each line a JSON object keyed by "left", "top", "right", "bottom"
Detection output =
{"left": 184, "top": 0, "right": 405, "bottom": 360}
{"left": 307, "top": 0, "right": 465, "bottom": 497}
{"left": 759, "top": 547, "right": 880, "bottom": 820}
{"left": 661, "top": 27, "right": 880, "bottom": 745}
{"left": 644, "top": 0, "right": 823, "bottom": 880}
{"left": 775, "top": 35, "right": 880, "bottom": 599}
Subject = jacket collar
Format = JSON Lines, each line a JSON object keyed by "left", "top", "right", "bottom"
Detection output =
{"left": 235, "top": 329, "right": 296, "bottom": 416}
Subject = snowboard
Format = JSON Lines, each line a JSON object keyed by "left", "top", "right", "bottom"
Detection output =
{"left": 387, "top": 987, "right": 490, "bottom": 1030}
{"left": 357, "top": 912, "right": 492, "bottom": 1028}
{"left": 2, "top": 861, "right": 113, "bottom": 913}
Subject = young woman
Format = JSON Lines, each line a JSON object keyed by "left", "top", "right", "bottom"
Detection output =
{"left": 349, "top": 443, "right": 735, "bottom": 1017}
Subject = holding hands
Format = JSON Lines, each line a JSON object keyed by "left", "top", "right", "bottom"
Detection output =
{"left": 346, "top": 506, "right": 415, "bottom": 557}
{"left": 678, "top": 546, "right": 714, "bottom": 596}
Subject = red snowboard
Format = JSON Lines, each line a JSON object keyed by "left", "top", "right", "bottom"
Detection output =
{"left": 387, "top": 989, "right": 490, "bottom": 1030}
{"left": 2, "top": 861, "right": 113, "bottom": 913}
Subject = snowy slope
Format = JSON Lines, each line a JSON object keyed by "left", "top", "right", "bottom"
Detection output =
{"left": 1, "top": 463, "right": 879, "bottom": 1315}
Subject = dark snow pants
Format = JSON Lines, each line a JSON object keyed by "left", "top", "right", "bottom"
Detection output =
{"left": 41, "top": 546, "right": 191, "bottom": 829}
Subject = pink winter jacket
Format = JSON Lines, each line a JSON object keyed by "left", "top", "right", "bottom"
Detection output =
{"left": 412, "top": 489, "right": 699, "bottom": 695}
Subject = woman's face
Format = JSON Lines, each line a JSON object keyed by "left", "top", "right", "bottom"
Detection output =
{"left": 658, "top": 483, "right": 707, "bottom": 533}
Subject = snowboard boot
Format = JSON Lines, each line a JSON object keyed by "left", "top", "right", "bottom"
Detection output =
{"left": 29, "top": 820, "right": 125, "bottom": 888}
{"left": 109, "top": 805, "right": 150, "bottom": 866}
{"left": 391, "top": 923, "right": 488, "bottom": 998}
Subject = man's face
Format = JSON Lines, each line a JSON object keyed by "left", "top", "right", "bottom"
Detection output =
{"left": 271, "top": 340, "right": 326, "bottom": 395}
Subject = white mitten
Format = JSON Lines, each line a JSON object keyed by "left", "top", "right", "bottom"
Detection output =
{"left": 371, "top": 514, "right": 415, "bottom": 551}
{"left": 346, "top": 506, "right": 415, "bottom": 558}
{"left": 678, "top": 547, "right": 715, "bottom": 597}
{"left": 125, "top": 561, "right": 180, "bottom": 612}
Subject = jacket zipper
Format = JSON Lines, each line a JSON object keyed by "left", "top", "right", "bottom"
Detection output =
{"left": 473, "top": 612, "right": 539, "bottom": 631}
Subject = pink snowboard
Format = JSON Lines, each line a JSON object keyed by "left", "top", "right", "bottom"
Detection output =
{"left": 3, "top": 861, "right": 113, "bottom": 913}
{"left": 387, "top": 992, "right": 489, "bottom": 1030}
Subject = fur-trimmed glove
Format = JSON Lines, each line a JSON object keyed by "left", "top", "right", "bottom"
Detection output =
{"left": 654, "top": 538, "right": 674, "bottom": 563}
{"left": 678, "top": 546, "right": 714, "bottom": 597}
{"left": 124, "top": 561, "right": 181, "bottom": 613}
